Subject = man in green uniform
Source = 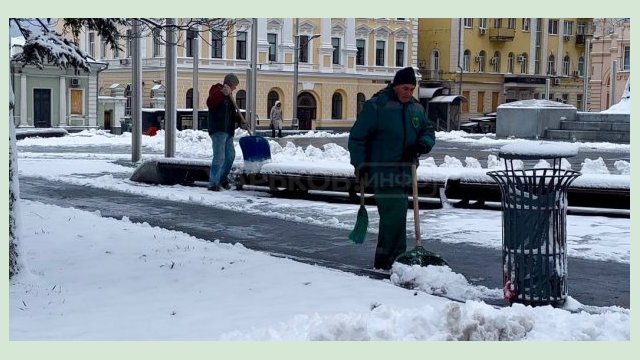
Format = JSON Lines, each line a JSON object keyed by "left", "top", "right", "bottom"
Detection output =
{"left": 348, "top": 67, "right": 436, "bottom": 270}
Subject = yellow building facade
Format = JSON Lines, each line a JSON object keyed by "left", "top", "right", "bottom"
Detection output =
{"left": 418, "top": 18, "right": 594, "bottom": 121}
{"left": 64, "top": 18, "right": 419, "bottom": 131}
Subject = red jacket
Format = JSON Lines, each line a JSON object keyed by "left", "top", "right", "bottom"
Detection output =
{"left": 206, "top": 83, "right": 242, "bottom": 135}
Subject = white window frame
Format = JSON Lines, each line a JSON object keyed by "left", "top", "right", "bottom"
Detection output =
{"left": 479, "top": 18, "right": 487, "bottom": 29}
{"left": 623, "top": 46, "right": 630, "bottom": 70}
{"left": 464, "top": 18, "right": 473, "bottom": 28}
{"left": 563, "top": 21, "right": 573, "bottom": 36}
{"left": 396, "top": 41, "right": 406, "bottom": 67}
{"left": 562, "top": 56, "right": 570, "bottom": 76}
{"left": 332, "top": 37, "right": 341, "bottom": 65}
{"left": 88, "top": 32, "right": 95, "bottom": 58}
{"left": 210, "top": 29, "right": 224, "bottom": 59}
{"left": 375, "top": 40, "right": 386, "bottom": 67}
{"left": 548, "top": 20, "right": 559, "bottom": 35}
{"left": 507, "top": 53, "right": 514, "bottom": 73}
{"left": 153, "top": 28, "right": 162, "bottom": 57}
{"left": 522, "top": 18, "right": 530, "bottom": 31}
{"left": 356, "top": 38, "right": 366, "bottom": 66}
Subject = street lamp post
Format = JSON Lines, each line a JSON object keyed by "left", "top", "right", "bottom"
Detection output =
{"left": 292, "top": 18, "right": 320, "bottom": 130}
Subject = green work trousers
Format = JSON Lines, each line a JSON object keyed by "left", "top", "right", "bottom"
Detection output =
{"left": 373, "top": 187, "right": 409, "bottom": 269}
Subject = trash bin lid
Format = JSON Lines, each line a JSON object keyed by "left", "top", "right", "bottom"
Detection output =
{"left": 498, "top": 140, "right": 578, "bottom": 160}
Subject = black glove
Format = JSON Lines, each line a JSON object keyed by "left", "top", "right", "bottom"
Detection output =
{"left": 403, "top": 142, "right": 429, "bottom": 161}
{"left": 354, "top": 164, "right": 369, "bottom": 180}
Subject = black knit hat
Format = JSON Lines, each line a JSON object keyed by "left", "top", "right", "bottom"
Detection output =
{"left": 392, "top": 67, "right": 417, "bottom": 86}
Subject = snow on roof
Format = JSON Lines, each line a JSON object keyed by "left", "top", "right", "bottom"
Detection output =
{"left": 499, "top": 140, "right": 579, "bottom": 159}
{"left": 498, "top": 99, "right": 576, "bottom": 109}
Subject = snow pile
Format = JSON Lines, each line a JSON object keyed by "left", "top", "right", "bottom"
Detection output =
{"left": 499, "top": 140, "right": 579, "bottom": 159}
{"left": 581, "top": 157, "right": 610, "bottom": 175}
{"left": 614, "top": 160, "right": 630, "bottom": 175}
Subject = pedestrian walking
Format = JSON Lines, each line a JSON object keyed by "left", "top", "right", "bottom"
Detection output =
{"left": 206, "top": 73, "right": 247, "bottom": 191}
{"left": 348, "top": 66, "right": 436, "bottom": 270}
{"left": 269, "top": 100, "right": 283, "bottom": 138}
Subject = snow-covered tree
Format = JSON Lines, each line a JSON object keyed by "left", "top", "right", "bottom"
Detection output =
{"left": 8, "top": 18, "right": 125, "bottom": 279}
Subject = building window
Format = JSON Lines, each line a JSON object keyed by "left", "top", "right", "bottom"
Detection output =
{"left": 548, "top": 19, "right": 559, "bottom": 35}
{"left": 331, "top": 92, "right": 342, "bottom": 119}
{"left": 356, "top": 39, "right": 365, "bottom": 65}
{"left": 186, "top": 88, "right": 193, "bottom": 109}
{"left": 577, "top": 94, "right": 583, "bottom": 110}
{"left": 492, "top": 51, "right": 501, "bottom": 72}
{"left": 89, "top": 33, "right": 95, "bottom": 58}
{"left": 70, "top": 89, "right": 83, "bottom": 115}
{"left": 507, "top": 18, "right": 516, "bottom": 29}
{"left": 235, "top": 90, "right": 246, "bottom": 110}
{"left": 562, "top": 55, "right": 570, "bottom": 76}
{"left": 299, "top": 35, "right": 309, "bottom": 63}
{"left": 562, "top": 93, "right": 569, "bottom": 104}
{"left": 268, "top": 33, "right": 277, "bottom": 62}
{"left": 623, "top": 46, "right": 630, "bottom": 70}
{"left": 100, "top": 39, "right": 107, "bottom": 59}
{"left": 507, "top": 52, "right": 515, "bottom": 73}
{"left": 267, "top": 90, "right": 279, "bottom": 116}
{"left": 332, "top": 37, "right": 340, "bottom": 65}
{"left": 153, "top": 28, "right": 162, "bottom": 57}
{"left": 478, "top": 50, "right": 486, "bottom": 72}
{"left": 375, "top": 40, "right": 385, "bottom": 66}
{"left": 431, "top": 49, "right": 439, "bottom": 74}
{"left": 563, "top": 21, "right": 573, "bottom": 36}
{"left": 577, "top": 22, "right": 587, "bottom": 35}
{"left": 520, "top": 53, "right": 528, "bottom": 74}
{"left": 493, "top": 18, "right": 502, "bottom": 29}
{"left": 186, "top": 28, "right": 196, "bottom": 57}
{"left": 479, "top": 18, "right": 487, "bottom": 29}
{"left": 211, "top": 30, "right": 223, "bottom": 59}
{"left": 464, "top": 18, "right": 473, "bottom": 28}
{"left": 522, "top": 18, "right": 530, "bottom": 31}
{"left": 396, "top": 42, "right": 405, "bottom": 67}
{"left": 547, "top": 54, "right": 556, "bottom": 75}
{"left": 357, "top": 93, "right": 366, "bottom": 114}
{"left": 236, "top": 31, "right": 247, "bottom": 60}
{"left": 578, "top": 56, "right": 585, "bottom": 76}
{"left": 463, "top": 49, "right": 471, "bottom": 71}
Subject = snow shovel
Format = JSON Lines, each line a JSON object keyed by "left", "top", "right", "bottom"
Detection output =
{"left": 229, "top": 96, "right": 271, "bottom": 164}
{"left": 394, "top": 162, "right": 448, "bottom": 267}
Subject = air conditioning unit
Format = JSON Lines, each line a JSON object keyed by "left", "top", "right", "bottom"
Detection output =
{"left": 70, "top": 78, "right": 80, "bottom": 87}
{"left": 479, "top": 28, "right": 487, "bottom": 35}
{"left": 553, "top": 78, "right": 561, "bottom": 85}
{"left": 517, "top": 56, "right": 525, "bottom": 63}
{"left": 563, "top": 35, "right": 572, "bottom": 41}
{"left": 572, "top": 70, "right": 580, "bottom": 77}
{"left": 119, "top": 58, "right": 131, "bottom": 66}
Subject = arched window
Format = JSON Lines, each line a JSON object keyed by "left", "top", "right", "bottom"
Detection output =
{"left": 463, "top": 49, "right": 471, "bottom": 71}
{"left": 331, "top": 92, "right": 343, "bottom": 119}
{"left": 578, "top": 56, "right": 585, "bottom": 76}
{"left": 507, "top": 52, "right": 515, "bottom": 73}
{"left": 267, "top": 90, "right": 279, "bottom": 118}
{"left": 492, "top": 51, "right": 501, "bottom": 73}
{"left": 186, "top": 88, "right": 193, "bottom": 109}
{"left": 478, "top": 50, "right": 486, "bottom": 72}
{"left": 357, "top": 93, "right": 366, "bottom": 115}
{"left": 547, "top": 54, "right": 556, "bottom": 75}
{"left": 236, "top": 90, "right": 247, "bottom": 110}
{"left": 562, "top": 55, "right": 570, "bottom": 76}
{"left": 430, "top": 50, "right": 440, "bottom": 79}
{"left": 520, "top": 53, "right": 528, "bottom": 74}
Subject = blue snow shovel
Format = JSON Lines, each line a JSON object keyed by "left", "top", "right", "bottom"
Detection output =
{"left": 230, "top": 97, "right": 271, "bottom": 164}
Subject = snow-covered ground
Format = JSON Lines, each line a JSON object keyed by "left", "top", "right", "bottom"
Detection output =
{"left": 10, "top": 129, "right": 631, "bottom": 341}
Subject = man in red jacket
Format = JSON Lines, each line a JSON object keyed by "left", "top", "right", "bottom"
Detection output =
{"left": 206, "top": 73, "right": 244, "bottom": 191}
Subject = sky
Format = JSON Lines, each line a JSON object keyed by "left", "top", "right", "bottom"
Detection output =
{"left": 9, "top": 129, "right": 630, "bottom": 342}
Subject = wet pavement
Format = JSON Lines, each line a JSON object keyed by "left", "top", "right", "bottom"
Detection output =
{"left": 20, "top": 176, "right": 630, "bottom": 308}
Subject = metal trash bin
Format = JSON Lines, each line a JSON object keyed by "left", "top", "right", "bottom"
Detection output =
{"left": 487, "top": 141, "right": 581, "bottom": 307}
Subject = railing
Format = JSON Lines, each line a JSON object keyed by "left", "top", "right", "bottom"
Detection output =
{"left": 488, "top": 28, "right": 515, "bottom": 41}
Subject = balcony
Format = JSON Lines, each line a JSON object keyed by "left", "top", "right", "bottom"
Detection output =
{"left": 488, "top": 28, "right": 515, "bottom": 41}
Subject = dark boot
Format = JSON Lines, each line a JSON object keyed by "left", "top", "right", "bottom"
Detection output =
{"left": 278, "top": 129, "right": 282, "bottom": 138}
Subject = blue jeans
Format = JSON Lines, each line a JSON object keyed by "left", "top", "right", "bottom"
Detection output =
{"left": 209, "top": 132, "right": 235, "bottom": 187}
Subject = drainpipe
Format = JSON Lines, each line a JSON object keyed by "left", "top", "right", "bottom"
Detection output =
{"left": 457, "top": 18, "right": 463, "bottom": 95}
